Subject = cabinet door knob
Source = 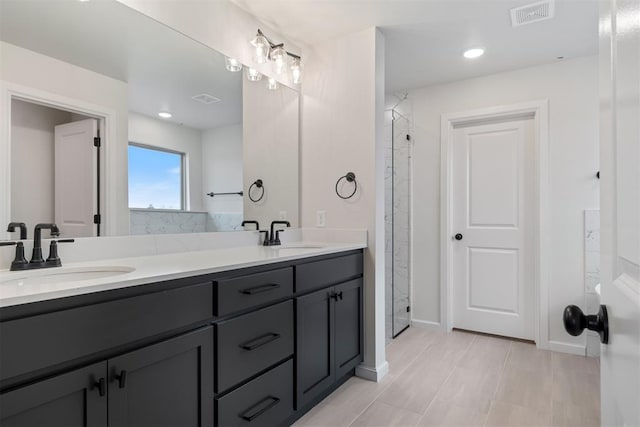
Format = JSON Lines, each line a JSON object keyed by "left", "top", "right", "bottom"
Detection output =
{"left": 563, "top": 304, "right": 609, "bottom": 344}
{"left": 93, "top": 377, "right": 106, "bottom": 397}
{"left": 114, "top": 370, "right": 127, "bottom": 388}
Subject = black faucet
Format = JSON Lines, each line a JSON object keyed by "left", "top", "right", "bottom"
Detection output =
{"left": 30, "top": 223, "right": 60, "bottom": 266}
{"left": 7, "top": 222, "right": 27, "bottom": 240}
{"left": 241, "top": 220, "right": 260, "bottom": 230}
{"left": 1, "top": 223, "right": 74, "bottom": 271}
{"left": 265, "top": 221, "right": 290, "bottom": 246}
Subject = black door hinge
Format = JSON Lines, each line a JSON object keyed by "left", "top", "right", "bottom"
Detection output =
{"left": 406, "top": 306, "right": 411, "bottom": 313}
{"left": 94, "top": 137, "right": 101, "bottom": 147}
{"left": 93, "top": 214, "right": 101, "bottom": 225}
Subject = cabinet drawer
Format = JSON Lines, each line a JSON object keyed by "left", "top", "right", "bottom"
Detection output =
{"left": 295, "top": 252, "right": 363, "bottom": 293}
{"left": 214, "top": 268, "right": 293, "bottom": 316}
{"left": 0, "top": 282, "right": 213, "bottom": 382}
{"left": 216, "top": 359, "right": 293, "bottom": 427}
{"left": 216, "top": 300, "right": 293, "bottom": 392}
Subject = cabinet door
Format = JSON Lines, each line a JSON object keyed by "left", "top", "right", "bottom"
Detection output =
{"left": 295, "top": 288, "right": 335, "bottom": 409}
{"left": 108, "top": 327, "right": 213, "bottom": 427}
{"left": 0, "top": 362, "right": 107, "bottom": 427}
{"left": 334, "top": 279, "right": 363, "bottom": 379}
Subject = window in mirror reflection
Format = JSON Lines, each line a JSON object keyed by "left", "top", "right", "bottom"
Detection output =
{"left": 128, "top": 144, "right": 185, "bottom": 210}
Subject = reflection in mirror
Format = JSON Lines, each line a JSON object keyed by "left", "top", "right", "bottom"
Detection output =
{"left": 0, "top": 0, "right": 299, "bottom": 238}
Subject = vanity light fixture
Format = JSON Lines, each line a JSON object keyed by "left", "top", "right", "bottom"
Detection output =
{"left": 224, "top": 56, "right": 242, "bottom": 72}
{"left": 246, "top": 67, "right": 262, "bottom": 82}
{"left": 267, "top": 77, "right": 278, "bottom": 90}
{"left": 250, "top": 31, "right": 270, "bottom": 64}
{"left": 248, "top": 29, "right": 304, "bottom": 84}
{"left": 290, "top": 57, "right": 303, "bottom": 85}
{"left": 158, "top": 112, "right": 172, "bottom": 119}
{"left": 463, "top": 48, "right": 485, "bottom": 59}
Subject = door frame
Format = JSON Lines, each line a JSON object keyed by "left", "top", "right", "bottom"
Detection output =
{"left": 440, "top": 100, "right": 550, "bottom": 349}
{"left": 0, "top": 81, "right": 117, "bottom": 237}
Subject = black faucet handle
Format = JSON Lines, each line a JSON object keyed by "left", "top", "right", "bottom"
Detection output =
{"left": 7, "top": 222, "right": 27, "bottom": 240}
{"left": 275, "top": 229, "right": 285, "bottom": 245}
{"left": 0, "top": 241, "right": 17, "bottom": 247}
{"left": 1, "top": 241, "right": 29, "bottom": 271}
{"left": 241, "top": 220, "right": 260, "bottom": 231}
{"left": 259, "top": 230, "right": 270, "bottom": 246}
{"left": 46, "top": 238, "right": 74, "bottom": 267}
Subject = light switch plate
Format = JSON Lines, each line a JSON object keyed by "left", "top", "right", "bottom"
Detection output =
{"left": 316, "top": 210, "right": 326, "bottom": 228}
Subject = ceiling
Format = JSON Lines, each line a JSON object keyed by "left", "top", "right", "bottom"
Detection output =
{"left": 231, "top": 0, "right": 600, "bottom": 93}
{"left": 0, "top": 0, "right": 242, "bottom": 130}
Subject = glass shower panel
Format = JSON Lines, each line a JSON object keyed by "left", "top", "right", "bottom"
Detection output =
{"left": 391, "top": 111, "right": 411, "bottom": 337}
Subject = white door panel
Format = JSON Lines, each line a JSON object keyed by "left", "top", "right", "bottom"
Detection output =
{"left": 452, "top": 118, "right": 534, "bottom": 340}
{"left": 54, "top": 119, "right": 98, "bottom": 237}
{"left": 599, "top": 0, "right": 640, "bottom": 425}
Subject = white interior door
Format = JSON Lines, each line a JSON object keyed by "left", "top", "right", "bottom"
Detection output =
{"left": 452, "top": 117, "right": 534, "bottom": 340}
{"left": 54, "top": 119, "right": 98, "bottom": 237}
{"left": 599, "top": 0, "right": 640, "bottom": 425}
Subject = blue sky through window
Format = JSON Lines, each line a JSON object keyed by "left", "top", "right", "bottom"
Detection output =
{"left": 128, "top": 145, "right": 183, "bottom": 209}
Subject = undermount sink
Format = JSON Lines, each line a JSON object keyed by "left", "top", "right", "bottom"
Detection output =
{"left": 0, "top": 266, "right": 136, "bottom": 287}
{"left": 271, "top": 243, "right": 327, "bottom": 250}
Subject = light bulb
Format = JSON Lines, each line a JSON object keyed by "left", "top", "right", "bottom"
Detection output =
{"left": 267, "top": 77, "right": 278, "bottom": 90}
{"left": 270, "top": 45, "right": 288, "bottom": 74}
{"left": 250, "top": 33, "right": 270, "bottom": 64}
{"left": 224, "top": 56, "right": 242, "bottom": 72}
{"left": 158, "top": 112, "right": 172, "bottom": 119}
{"left": 246, "top": 67, "right": 262, "bottom": 82}
{"left": 463, "top": 48, "right": 485, "bottom": 59}
{"left": 290, "top": 58, "right": 303, "bottom": 84}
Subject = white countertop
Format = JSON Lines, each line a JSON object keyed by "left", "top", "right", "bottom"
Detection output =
{"left": 0, "top": 242, "right": 365, "bottom": 308}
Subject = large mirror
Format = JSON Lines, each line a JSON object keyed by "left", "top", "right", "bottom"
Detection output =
{"left": 0, "top": 0, "right": 299, "bottom": 238}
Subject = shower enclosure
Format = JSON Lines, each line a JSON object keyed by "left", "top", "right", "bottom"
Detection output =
{"left": 385, "top": 108, "right": 412, "bottom": 340}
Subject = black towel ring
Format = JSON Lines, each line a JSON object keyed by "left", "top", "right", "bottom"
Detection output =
{"left": 248, "top": 179, "right": 265, "bottom": 202}
{"left": 335, "top": 172, "right": 357, "bottom": 200}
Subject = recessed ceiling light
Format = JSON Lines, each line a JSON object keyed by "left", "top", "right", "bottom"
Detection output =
{"left": 158, "top": 112, "right": 172, "bottom": 119}
{"left": 463, "top": 48, "right": 485, "bottom": 59}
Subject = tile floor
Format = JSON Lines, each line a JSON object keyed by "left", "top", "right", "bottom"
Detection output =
{"left": 293, "top": 328, "right": 600, "bottom": 427}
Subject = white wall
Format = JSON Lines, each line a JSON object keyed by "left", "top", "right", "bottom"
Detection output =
{"left": 409, "top": 55, "right": 600, "bottom": 350}
{"left": 202, "top": 124, "right": 243, "bottom": 214}
{"left": 10, "top": 99, "right": 72, "bottom": 227}
{"left": 0, "top": 41, "right": 130, "bottom": 236}
{"left": 128, "top": 112, "right": 205, "bottom": 212}
{"left": 301, "top": 27, "right": 387, "bottom": 379}
{"left": 243, "top": 79, "right": 299, "bottom": 227}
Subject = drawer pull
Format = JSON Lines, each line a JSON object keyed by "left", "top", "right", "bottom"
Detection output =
{"left": 239, "top": 283, "right": 281, "bottom": 295}
{"left": 239, "top": 333, "right": 281, "bottom": 351}
{"left": 114, "top": 370, "right": 127, "bottom": 388}
{"left": 239, "top": 396, "right": 281, "bottom": 421}
{"left": 93, "top": 377, "right": 106, "bottom": 397}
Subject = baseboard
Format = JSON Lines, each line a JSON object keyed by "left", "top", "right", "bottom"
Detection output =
{"left": 410, "top": 319, "right": 443, "bottom": 331}
{"left": 355, "top": 361, "right": 389, "bottom": 382}
{"left": 547, "top": 340, "right": 586, "bottom": 356}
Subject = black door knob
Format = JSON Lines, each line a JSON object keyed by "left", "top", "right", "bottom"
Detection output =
{"left": 563, "top": 304, "right": 609, "bottom": 344}
{"left": 454, "top": 233, "right": 463, "bottom": 241}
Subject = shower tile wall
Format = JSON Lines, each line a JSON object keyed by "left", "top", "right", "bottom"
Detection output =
{"left": 584, "top": 209, "right": 600, "bottom": 357}
{"left": 385, "top": 109, "right": 412, "bottom": 342}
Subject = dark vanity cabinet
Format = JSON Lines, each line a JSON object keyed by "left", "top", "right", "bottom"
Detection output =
{"left": 0, "top": 249, "right": 363, "bottom": 427}
{"left": 295, "top": 253, "right": 364, "bottom": 410}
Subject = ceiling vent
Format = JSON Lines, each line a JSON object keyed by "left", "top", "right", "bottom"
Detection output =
{"left": 510, "top": 0, "right": 555, "bottom": 27}
{"left": 191, "top": 93, "right": 221, "bottom": 104}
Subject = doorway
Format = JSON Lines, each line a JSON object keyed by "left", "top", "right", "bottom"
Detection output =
{"left": 441, "top": 101, "right": 550, "bottom": 346}
{"left": 9, "top": 98, "right": 102, "bottom": 237}
{"left": 451, "top": 115, "right": 534, "bottom": 340}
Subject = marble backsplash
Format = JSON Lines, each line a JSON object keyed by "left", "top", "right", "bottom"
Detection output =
{"left": 130, "top": 210, "right": 207, "bottom": 235}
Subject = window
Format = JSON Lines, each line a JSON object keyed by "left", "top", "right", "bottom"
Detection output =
{"left": 128, "top": 144, "right": 185, "bottom": 210}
